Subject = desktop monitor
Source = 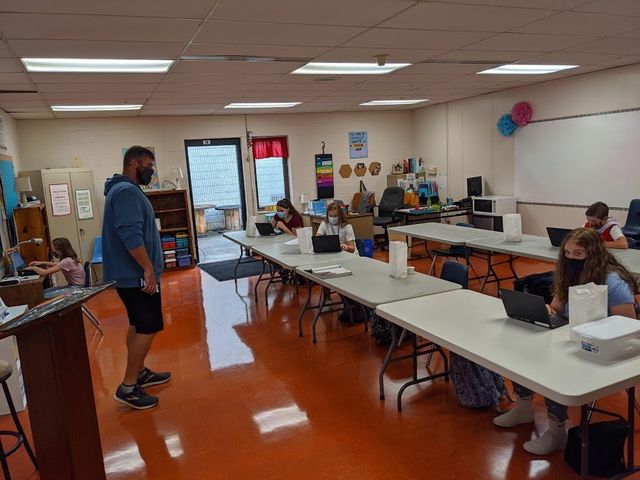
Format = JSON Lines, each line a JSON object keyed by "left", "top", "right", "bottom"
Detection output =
{"left": 467, "top": 176, "right": 483, "bottom": 197}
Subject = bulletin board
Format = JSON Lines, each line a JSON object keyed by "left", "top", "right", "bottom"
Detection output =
{"left": 315, "top": 154, "right": 334, "bottom": 199}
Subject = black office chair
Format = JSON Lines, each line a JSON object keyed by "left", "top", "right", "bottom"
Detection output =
{"left": 373, "top": 187, "right": 405, "bottom": 250}
{"left": 428, "top": 223, "right": 479, "bottom": 277}
{"left": 622, "top": 199, "right": 640, "bottom": 241}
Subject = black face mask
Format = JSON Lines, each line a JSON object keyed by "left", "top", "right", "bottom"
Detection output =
{"left": 136, "top": 162, "right": 154, "bottom": 186}
{"left": 565, "top": 257, "right": 586, "bottom": 285}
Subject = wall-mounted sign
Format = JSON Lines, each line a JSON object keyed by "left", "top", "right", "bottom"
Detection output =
{"left": 349, "top": 131, "right": 368, "bottom": 159}
{"left": 75, "top": 189, "right": 94, "bottom": 220}
{"left": 50, "top": 183, "right": 71, "bottom": 216}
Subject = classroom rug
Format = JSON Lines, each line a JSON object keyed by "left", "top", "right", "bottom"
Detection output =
{"left": 198, "top": 258, "right": 267, "bottom": 282}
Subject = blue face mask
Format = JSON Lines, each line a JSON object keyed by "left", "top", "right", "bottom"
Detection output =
{"left": 329, "top": 216, "right": 340, "bottom": 226}
{"left": 276, "top": 211, "right": 286, "bottom": 219}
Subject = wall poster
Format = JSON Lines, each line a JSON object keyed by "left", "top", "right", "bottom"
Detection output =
{"left": 75, "top": 189, "right": 94, "bottom": 220}
{"left": 315, "top": 154, "right": 334, "bottom": 199}
{"left": 349, "top": 131, "right": 368, "bottom": 159}
{"left": 50, "top": 183, "right": 72, "bottom": 216}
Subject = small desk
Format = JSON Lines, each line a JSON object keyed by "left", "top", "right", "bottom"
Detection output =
{"left": 302, "top": 213, "right": 374, "bottom": 240}
{"left": 0, "top": 276, "right": 46, "bottom": 308}
{"left": 394, "top": 207, "right": 471, "bottom": 225}
{"left": 376, "top": 289, "right": 640, "bottom": 479}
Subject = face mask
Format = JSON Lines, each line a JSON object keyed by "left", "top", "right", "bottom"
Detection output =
{"left": 136, "top": 162, "right": 154, "bottom": 186}
{"left": 565, "top": 257, "right": 586, "bottom": 284}
{"left": 329, "top": 216, "right": 340, "bottom": 226}
{"left": 276, "top": 211, "right": 286, "bottom": 219}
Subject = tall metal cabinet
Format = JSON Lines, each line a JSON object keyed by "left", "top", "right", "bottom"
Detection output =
{"left": 18, "top": 169, "right": 101, "bottom": 263}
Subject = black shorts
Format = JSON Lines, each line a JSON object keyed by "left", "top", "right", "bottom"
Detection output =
{"left": 116, "top": 287, "right": 164, "bottom": 334}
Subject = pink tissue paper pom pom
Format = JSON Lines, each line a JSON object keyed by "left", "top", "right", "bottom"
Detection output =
{"left": 511, "top": 101, "right": 533, "bottom": 126}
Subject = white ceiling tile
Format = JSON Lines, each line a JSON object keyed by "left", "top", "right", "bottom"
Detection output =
{"left": 618, "top": 30, "right": 640, "bottom": 39}
{"left": 257, "top": 83, "right": 353, "bottom": 92}
{"left": 395, "top": 63, "right": 494, "bottom": 75}
{"left": 0, "top": 100, "right": 48, "bottom": 106}
{"left": 9, "top": 39, "right": 185, "bottom": 59}
{"left": 146, "top": 96, "right": 246, "bottom": 104}
{"left": 210, "top": 0, "right": 414, "bottom": 26}
{"left": 185, "top": 43, "right": 329, "bottom": 58}
{"left": 0, "top": 42, "right": 14, "bottom": 58}
{"left": 140, "top": 109, "right": 215, "bottom": 116}
{"left": 170, "top": 61, "right": 304, "bottom": 74}
{"left": 343, "top": 29, "right": 493, "bottom": 50}
{"left": 594, "top": 54, "right": 640, "bottom": 66}
{"left": 28, "top": 73, "right": 165, "bottom": 83}
{"left": 0, "top": 73, "right": 31, "bottom": 84}
{"left": 565, "top": 37, "right": 640, "bottom": 54}
{"left": 155, "top": 81, "right": 264, "bottom": 92}
{"left": 0, "top": 58, "right": 24, "bottom": 73}
{"left": 0, "top": 0, "right": 214, "bottom": 18}
{"left": 461, "top": 33, "right": 596, "bottom": 51}
{"left": 432, "top": 49, "right": 540, "bottom": 62}
{"left": 313, "top": 47, "right": 445, "bottom": 63}
{"left": 0, "top": 92, "right": 42, "bottom": 101}
{"left": 37, "top": 83, "right": 158, "bottom": 93}
{"left": 0, "top": 14, "right": 200, "bottom": 42}
{"left": 363, "top": 73, "right": 463, "bottom": 84}
{"left": 427, "top": 0, "right": 588, "bottom": 11}
{"left": 10, "top": 111, "right": 54, "bottom": 119}
{"left": 0, "top": 84, "right": 36, "bottom": 91}
{"left": 513, "top": 12, "right": 640, "bottom": 36}
{"left": 0, "top": 105, "right": 51, "bottom": 112}
{"left": 382, "top": 3, "right": 555, "bottom": 32}
{"left": 42, "top": 93, "right": 150, "bottom": 102}
{"left": 195, "top": 21, "right": 365, "bottom": 47}
{"left": 574, "top": 0, "right": 640, "bottom": 16}
{"left": 161, "top": 72, "right": 284, "bottom": 84}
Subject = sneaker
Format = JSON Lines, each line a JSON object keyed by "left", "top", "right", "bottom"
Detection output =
{"left": 114, "top": 384, "right": 159, "bottom": 410}
{"left": 137, "top": 367, "right": 171, "bottom": 388}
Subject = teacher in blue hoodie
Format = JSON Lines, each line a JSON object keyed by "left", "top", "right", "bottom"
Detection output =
{"left": 104, "top": 146, "right": 170, "bottom": 410}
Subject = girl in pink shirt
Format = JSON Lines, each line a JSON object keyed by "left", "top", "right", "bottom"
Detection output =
{"left": 27, "top": 237, "right": 86, "bottom": 286}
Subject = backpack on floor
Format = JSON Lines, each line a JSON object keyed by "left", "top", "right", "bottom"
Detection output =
{"left": 514, "top": 271, "right": 555, "bottom": 304}
{"left": 370, "top": 313, "right": 393, "bottom": 346}
{"left": 564, "top": 418, "right": 628, "bottom": 477}
{"left": 450, "top": 353, "right": 508, "bottom": 408}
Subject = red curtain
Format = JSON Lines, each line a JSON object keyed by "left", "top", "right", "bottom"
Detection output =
{"left": 252, "top": 137, "right": 288, "bottom": 160}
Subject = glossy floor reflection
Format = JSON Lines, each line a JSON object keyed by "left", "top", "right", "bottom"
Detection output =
{"left": 1, "top": 250, "right": 637, "bottom": 479}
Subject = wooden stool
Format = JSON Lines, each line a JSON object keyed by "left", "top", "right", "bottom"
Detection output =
{"left": 0, "top": 361, "right": 37, "bottom": 479}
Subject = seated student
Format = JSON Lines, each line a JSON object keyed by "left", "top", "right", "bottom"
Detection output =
{"left": 26, "top": 237, "right": 86, "bottom": 287}
{"left": 585, "top": 201, "right": 628, "bottom": 249}
{"left": 316, "top": 202, "right": 357, "bottom": 254}
{"left": 493, "top": 228, "right": 638, "bottom": 455}
{"left": 271, "top": 198, "right": 303, "bottom": 235}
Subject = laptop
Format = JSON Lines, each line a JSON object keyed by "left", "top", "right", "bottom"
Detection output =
{"left": 255, "top": 222, "right": 283, "bottom": 236}
{"left": 499, "top": 288, "right": 568, "bottom": 329}
{"left": 311, "top": 235, "right": 341, "bottom": 253}
{"left": 546, "top": 227, "right": 572, "bottom": 247}
{"left": 8, "top": 251, "right": 39, "bottom": 279}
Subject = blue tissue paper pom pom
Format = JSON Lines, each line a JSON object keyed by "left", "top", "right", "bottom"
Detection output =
{"left": 497, "top": 113, "right": 518, "bottom": 137}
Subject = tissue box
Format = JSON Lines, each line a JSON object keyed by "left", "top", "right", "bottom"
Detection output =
{"left": 572, "top": 315, "right": 640, "bottom": 361}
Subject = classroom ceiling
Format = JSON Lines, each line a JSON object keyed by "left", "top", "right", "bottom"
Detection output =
{"left": 0, "top": 0, "right": 639, "bottom": 118}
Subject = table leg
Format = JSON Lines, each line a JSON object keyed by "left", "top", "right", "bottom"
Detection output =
{"left": 298, "top": 279, "right": 313, "bottom": 337}
{"left": 628, "top": 387, "right": 636, "bottom": 471}
{"left": 580, "top": 404, "right": 589, "bottom": 480}
{"left": 379, "top": 325, "right": 401, "bottom": 400}
{"left": 264, "top": 261, "right": 277, "bottom": 306}
{"left": 233, "top": 245, "right": 243, "bottom": 289}
{"left": 480, "top": 251, "right": 493, "bottom": 293}
{"left": 253, "top": 258, "right": 267, "bottom": 302}
{"left": 312, "top": 287, "right": 329, "bottom": 344}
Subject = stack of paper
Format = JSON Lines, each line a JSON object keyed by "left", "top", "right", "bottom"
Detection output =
{"left": 309, "top": 265, "right": 352, "bottom": 278}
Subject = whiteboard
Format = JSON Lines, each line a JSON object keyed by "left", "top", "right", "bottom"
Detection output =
{"left": 515, "top": 110, "right": 640, "bottom": 209}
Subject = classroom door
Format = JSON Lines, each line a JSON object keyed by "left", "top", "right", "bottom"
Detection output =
{"left": 184, "top": 137, "right": 246, "bottom": 234}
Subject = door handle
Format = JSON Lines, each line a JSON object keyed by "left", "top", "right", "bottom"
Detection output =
{"left": 79, "top": 228, "right": 85, "bottom": 235}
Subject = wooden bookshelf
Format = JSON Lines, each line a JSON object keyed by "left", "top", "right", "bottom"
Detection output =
{"left": 145, "top": 190, "right": 196, "bottom": 270}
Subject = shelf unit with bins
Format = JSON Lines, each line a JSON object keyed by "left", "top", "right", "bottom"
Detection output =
{"left": 145, "top": 190, "right": 196, "bottom": 270}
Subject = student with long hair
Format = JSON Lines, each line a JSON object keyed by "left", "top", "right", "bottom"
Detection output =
{"left": 27, "top": 237, "right": 86, "bottom": 286}
{"left": 493, "top": 228, "right": 638, "bottom": 455}
{"left": 316, "top": 202, "right": 357, "bottom": 254}
{"left": 270, "top": 198, "right": 303, "bottom": 235}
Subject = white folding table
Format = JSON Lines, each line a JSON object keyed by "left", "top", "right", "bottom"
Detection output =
{"left": 377, "top": 289, "right": 640, "bottom": 479}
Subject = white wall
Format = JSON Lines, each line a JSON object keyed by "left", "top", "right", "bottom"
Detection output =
{"left": 412, "top": 63, "right": 640, "bottom": 234}
{"left": 16, "top": 110, "right": 413, "bottom": 222}
{"left": 0, "top": 108, "right": 21, "bottom": 170}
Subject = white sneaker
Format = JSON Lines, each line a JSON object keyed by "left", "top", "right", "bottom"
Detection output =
{"left": 493, "top": 396, "right": 534, "bottom": 428}
{"left": 523, "top": 418, "right": 567, "bottom": 455}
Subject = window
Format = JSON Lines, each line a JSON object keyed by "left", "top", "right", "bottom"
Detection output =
{"left": 252, "top": 137, "right": 290, "bottom": 210}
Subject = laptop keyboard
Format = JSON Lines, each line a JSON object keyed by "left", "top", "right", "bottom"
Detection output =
{"left": 548, "top": 313, "right": 569, "bottom": 328}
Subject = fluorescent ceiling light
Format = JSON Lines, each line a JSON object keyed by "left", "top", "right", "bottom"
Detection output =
{"left": 292, "top": 62, "right": 410, "bottom": 75}
{"left": 360, "top": 99, "right": 429, "bottom": 106}
{"left": 51, "top": 105, "right": 143, "bottom": 112}
{"left": 22, "top": 58, "right": 173, "bottom": 73}
{"left": 224, "top": 102, "right": 301, "bottom": 109}
{"left": 477, "top": 64, "right": 578, "bottom": 75}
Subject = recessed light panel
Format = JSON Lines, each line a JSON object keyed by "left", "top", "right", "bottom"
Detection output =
{"left": 22, "top": 58, "right": 173, "bottom": 73}
{"left": 224, "top": 102, "right": 301, "bottom": 109}
{"left": 360, "top": 99, "right": 429, "bottom": 106}
{"left": 477, "top": 64, "right": 578, "bottom": 75}
{"left": 51, "top": 105, "right": 143, "bottom": 111}
{"left": 292, "top": 62, "right": 410, "bottom": 75}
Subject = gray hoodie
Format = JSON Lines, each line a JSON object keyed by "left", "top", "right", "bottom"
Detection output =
{"left": 102, "top": 174, "right": 162, "bottom": 288}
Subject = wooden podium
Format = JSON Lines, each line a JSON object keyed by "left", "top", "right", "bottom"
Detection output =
{"left": 0, "top": 284, "right": 112, "bottom": 480}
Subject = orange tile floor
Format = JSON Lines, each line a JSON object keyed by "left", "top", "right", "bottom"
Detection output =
{"left": 1, "top": 248, "right": 638, "bottom": 479}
